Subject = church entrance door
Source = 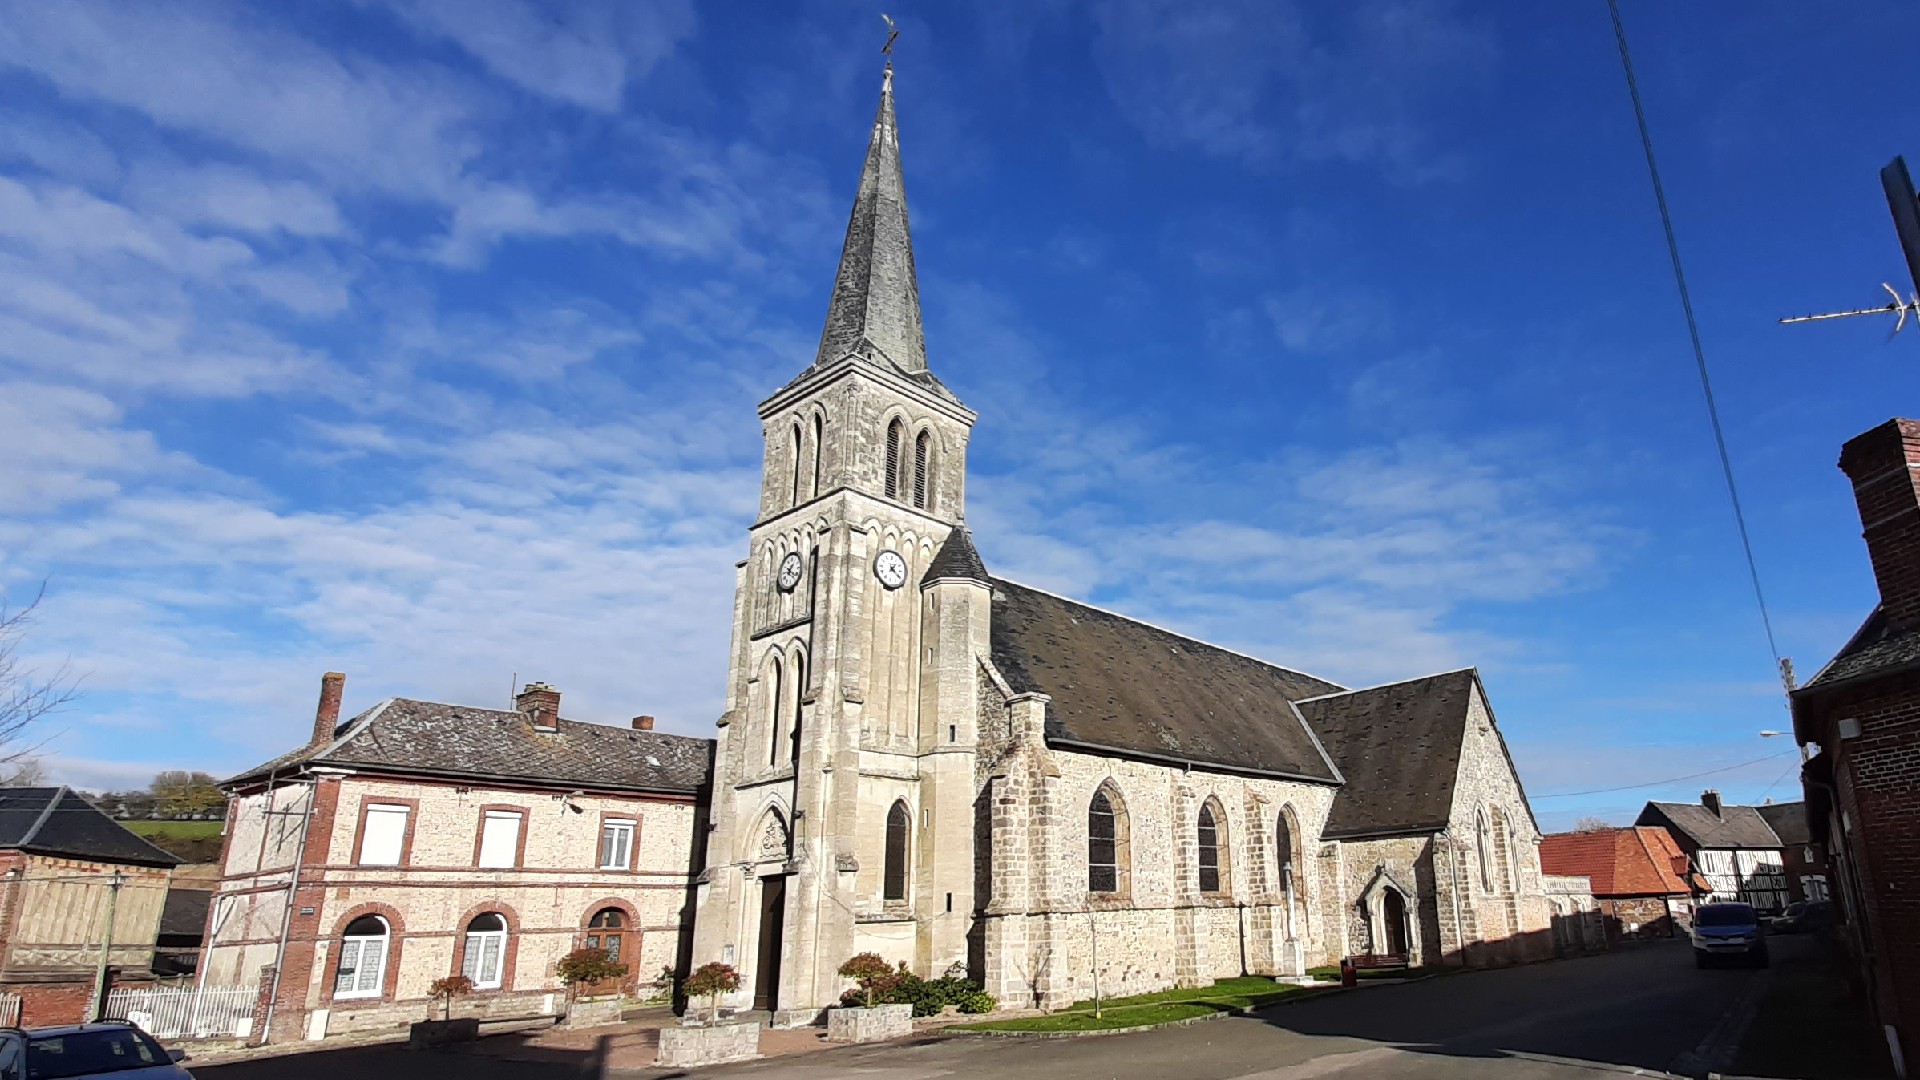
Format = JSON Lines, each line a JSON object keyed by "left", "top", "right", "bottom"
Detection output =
{"left": 1381, "top": 890, "right": 1408, "bottom": 957}
{"left": 753, "top": 876, "right": 786, "bottom": 1011}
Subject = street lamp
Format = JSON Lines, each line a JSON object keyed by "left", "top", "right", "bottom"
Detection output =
{"left": 1760, "top": 730, "right": 1811, "bottom": 765}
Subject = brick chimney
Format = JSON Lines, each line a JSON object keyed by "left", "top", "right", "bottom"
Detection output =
{"left": 1702, "top": 789, "right": 1723, "bottom": 817}
{"left": 516, "top": 682, "right": 561, "bottom": 733}
{"left": 312, "top": 672, "right": 345, "bottom": 746}
{"left": 1839, "top": 418, "right": 1920, "bottom": 632}
{"left": 631, "top": 715, "right": 655, "bottom": 731}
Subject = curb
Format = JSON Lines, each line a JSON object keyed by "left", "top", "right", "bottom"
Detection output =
{"left": 947, "top": 983, "right": 1353, "bottom": 1039}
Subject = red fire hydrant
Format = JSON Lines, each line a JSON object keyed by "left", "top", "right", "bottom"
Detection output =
{"left": 1339, "top": 957, "right": 1357, "bottom": 988}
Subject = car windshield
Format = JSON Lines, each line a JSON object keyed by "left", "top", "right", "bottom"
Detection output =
{"left": 26, "top": 1029, "right": 169, "bottom": 1079}
{"left": 1696, "top": 904, "right": 1757, "bottom": 927}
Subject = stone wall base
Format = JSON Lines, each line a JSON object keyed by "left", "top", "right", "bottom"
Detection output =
{"left": 562, "top": 998, "right": 624, "bottom": 1029}
{"left": 656, "top": 1022, "right": 760, "bottom": 1067}
{"left": 826, "top": 1004, "right": 913, "bottom": 1043}
{"left": 771, "top": 1007, "right": 825, "bottom": 1029}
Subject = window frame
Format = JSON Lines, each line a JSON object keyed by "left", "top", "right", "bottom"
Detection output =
{"left": 333, "top": 915, "right": 390, "bottom": 1001}
{"left": 884, "top": 419, "right": 904, "bottom": 499}
{"left": 883, "top": 800, "right": 912, "bottom": 902}
{"left": 1088, "top": 789, "right": 1120, "bottom": 895}
{"left": 354, "top": 801, "right": 415, "bottom": 867}
{"left": 599, "top": 816, "right": 637, "bottom": 872}
{"left": 472, "top": 806, "right": 527, "bottom": 869}
{"left": 461, "top": 913, "right": 509, "bottom": 990}
{"left": 912, "top": 429, "right": 931, "bottom": 510}
{"left": 1197, "top": 799, "right": 1229, "bottom": 896}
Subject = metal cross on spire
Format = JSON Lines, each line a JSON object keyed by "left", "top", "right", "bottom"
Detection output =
{"left": 881, "top": 13, "right": 900, "bottom": 59}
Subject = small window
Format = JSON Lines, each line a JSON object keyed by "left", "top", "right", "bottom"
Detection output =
{"left": 334, "top": 914, "right": 389, "bottom": 1000}
{"left": 462, "top": 913, "right": 507, "bottom": 989}
{"left": 1089, "top": 791, "right": 1118, "bottom": 893}
{"left": 913, "top": 430, "right": 930, "bottom": 509}
{"left": 884, "top": 800, "right": 911, "bottom": 901}
{"left": 358, "top": 804, "right": 409, "bottom": 866}
{"left": 885, "top": 420, "right": 904, "bottom": 499}
{"left": 477, "top": 810, "right": 523, "bottom": 868}
{"left": 600, "top": 819, "right": 636, "bottom": 871}
{"left": 1198, "top": 804, "right": 1221, "bottom": 893}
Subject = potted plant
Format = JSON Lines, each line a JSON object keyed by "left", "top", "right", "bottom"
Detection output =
{"left": 556, "top": 947, "right": 630, "bottom": 1029}
{"left": 827, "top": 953, "right": 916, "bottom": 1043}
{"left": 682, "top": 961, "right": 741, "bottom": 1023}
{"left": 407, "top": 975, "right": 478, "bottom": 1048}
{"left": 428, "top": 975, "right": 474, "bottom": 1020}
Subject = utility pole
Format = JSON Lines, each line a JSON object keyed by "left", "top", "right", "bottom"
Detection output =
{"left": 89, "top": 870, "right": 126, "bottom": 1023}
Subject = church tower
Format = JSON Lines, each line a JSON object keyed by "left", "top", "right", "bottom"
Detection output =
{"left": 691, "top": 64, "right": 989, "bottom": 1020}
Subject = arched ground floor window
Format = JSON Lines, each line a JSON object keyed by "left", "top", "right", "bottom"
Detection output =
{"left": 334, "top": 915, "right": 389, "bottom": 1000}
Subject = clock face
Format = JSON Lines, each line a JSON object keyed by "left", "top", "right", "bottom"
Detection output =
{"left": 874, "top": 550, "right": 909, "bottom": 590}
{"left": 776, "top": 552, "right": 803, "bottom": 592}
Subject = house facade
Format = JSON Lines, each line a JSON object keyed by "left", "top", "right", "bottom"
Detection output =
{"left": 1791, "top": 417, "right": 1920, "bottom": 1078}
{"left": 1540, "top": 827, "right": 1694, "bottom": 942}
{"left": 1637, "top": 792, "right": 1790, "bottom": 912}
{"left": 206, "top": 674, "right": 710, "bottom": 1044}
{"left": 0, "top": 787, "right": 180, "bottom": 1024}
{"left": 688, "top": 64, "right": 1579, "bottom": 1022}
{"left": 1755, "top": 802, "right": 1830, "bottom": 904}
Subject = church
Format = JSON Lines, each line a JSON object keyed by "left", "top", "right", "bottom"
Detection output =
{"left": 688, "top": 65, "right": 1580, "bottom": 1022}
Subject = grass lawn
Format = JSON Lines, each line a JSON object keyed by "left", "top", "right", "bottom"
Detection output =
{"left": 1303, "top": 964, "right": 1434, "bottom": 982}
{"left": 122, "top": 820, "right": 224, "bottom": 839}
{"left": 951, "top": 976, "right": 1315, "bottom": 1033}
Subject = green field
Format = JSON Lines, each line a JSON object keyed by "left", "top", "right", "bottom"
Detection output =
{"left": 950, "top": 976, "right": 1317, "bottom": 1033}
{"left": 121, "top": 820, "right": 224, "bottom": 839}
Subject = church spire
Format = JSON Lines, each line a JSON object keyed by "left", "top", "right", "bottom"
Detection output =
{"left": 813, "top": 64, "right": 928, "bottom": 373}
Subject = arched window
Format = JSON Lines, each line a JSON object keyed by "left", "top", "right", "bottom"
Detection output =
{"left": 790, "top": 423, "right": 802, "bottom": 506}
{"left": 913, "top": 430, "right": 930, "bottom": 510}
{"left": 766, "top": 657, "right": 784, "bottom": 768}
{"left": 1089, "top": 790, "right": 1118, "bottom": 893}
{"left": 811, "top": 413, "right": 824, "bottom": 498}
{"left": 884, "top": 800, "right": 911, "bottom": 901}
{"left": 1476, "top": 809, "right": 1493, "bottom": 892}
{"left": 885, "top": 420, "right": 904, "bottom": 500}
{"left": 1275, "top": 811, "right": 1295, "bottom": 897}
{"left": 333, "top": 914, "right": 389, "bottom": 1000}
{"left": 584, "top": 907, "right": 627, "bottom": 963}
{"left": 1197, "top": 802, "right": 1224, "bottom": 894}
{"left": 789, "top": 651, "right": 805, "bottom": 764}
{"left": 462, "top": 912, "right": 508, "bottom": 989}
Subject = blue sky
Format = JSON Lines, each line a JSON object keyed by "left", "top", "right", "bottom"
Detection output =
{"left": 1, "top": 1, "right": 1914, "bottom": 830}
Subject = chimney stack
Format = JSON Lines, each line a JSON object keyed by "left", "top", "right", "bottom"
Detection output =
{"left": 312, "top": 672, "right": 345, "bottom": 746}
{"left": 632, "top": 715, "right": 655, "bottom": 731}
{"left": 516, "top": 681, "right": 561, "bottom": 733}
{"left": 1702, "top": 789, "right": 1723, "bottom": 817}
{"left": 1839, "top": 418, "right": 1920, "bottom": 632}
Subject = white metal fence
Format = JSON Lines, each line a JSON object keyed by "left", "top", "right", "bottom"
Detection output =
{"left": 104, "top": 984, "right": 256, "bottom": 1041}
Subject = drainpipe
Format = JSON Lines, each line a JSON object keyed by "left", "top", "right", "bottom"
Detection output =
{"left": 259, "top": 775, "right": 317, "bottom": 1044}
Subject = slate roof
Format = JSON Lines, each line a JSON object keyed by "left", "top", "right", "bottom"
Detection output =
{"left": 228, "top": 699, "right": 714, "bottom": 795}
{"left": 987, "top": 580, "right": 1344, "bottom": 782}
{"left": 158, "top": 888, "right": 211, "bottom": 942}
{"left": 1540, "top": 827, "right": 1692, "bottom": 897}
{"left": 923, "top": 528, "right": 989, "bottom": 585}
{"left": 1798, "top": 606, "right": 1920, "bottom": 693}
{"left": 1296, "top": 670, "right": 1481, "bottom": 839}
{"left": 1637, "top": 800, "right": 1783, "bottom": 850}
{"left": 1756, "top": 802, "right": 1811, "bottom": 847}
{"left": 0, "top": 788, "right": 180, "bottom": 868}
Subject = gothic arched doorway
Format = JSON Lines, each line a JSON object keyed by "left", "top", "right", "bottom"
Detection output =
{"left": 1381, "top": 889, "right": 1409, "bottom": 957}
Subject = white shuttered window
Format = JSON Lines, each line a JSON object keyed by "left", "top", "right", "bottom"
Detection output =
{"left": 358, "top": 804, "right": 409, "bottom": 866}
{"left": 477, "top": 811, "right": 522, "bottom": 868}
{"left": 600, "top": 820, "right": 634, "bottom": 870}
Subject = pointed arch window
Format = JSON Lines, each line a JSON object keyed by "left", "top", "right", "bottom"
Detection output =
{"left": 885, "top": 420, "right": 904, "bottom": 500}
{"left": 811, "top": 413, "right": 824, "bottom": 498}
{"left": 912, "top": 430, "right": 930, "bottom": 510}
{"left": 1476, "top": 809, "right": 1494, "bottom": 892}
{"left": 1275, "top": 812, "right": 1296, "bottom": 897}
{"left": 1197, "top": 802, "right": 1225, "bottom": 894}
{"left": 790, "top": 423, "right": 803, "bottom": 506}
{"left": 1089, "top": 786, "right": 1130, "bottom": 895}
{"left": 884, "top": 800, "right": 911, "bottom": 901}
{"left": 789, "top": 651, "right": 806, "bottom": 764}
{"left": 766, "top": 657, "right": 785, "bottom": 768}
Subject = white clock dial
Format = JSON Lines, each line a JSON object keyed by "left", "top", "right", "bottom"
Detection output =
{"left": 874, "top": 550, "right": 909, "bottom": 590}
{"left": 776, "top": 552, "right": 803, "bottom": 592}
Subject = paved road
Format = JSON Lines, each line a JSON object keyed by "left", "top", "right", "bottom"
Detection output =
{"left": 200, "top": 939, "right": 1772, "bottom": 1080}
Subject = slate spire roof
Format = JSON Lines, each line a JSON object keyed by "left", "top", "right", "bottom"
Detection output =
{"left": 923, "top": 527, "right": 989, "bottom": 584}
{"left": 813, "top": 65, "right": 929, "bottom": 374}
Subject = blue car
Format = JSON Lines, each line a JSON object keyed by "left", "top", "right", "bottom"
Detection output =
{"left": 1692, "top": 902, "right": 1769, "bottom": 968}
{"left": 0, "top": 1021, "right": 193, "bottom": 1079}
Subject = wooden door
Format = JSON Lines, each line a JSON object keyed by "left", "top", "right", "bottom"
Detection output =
{"left": 753, "top": 877, "right": 786, "bottom": 1011}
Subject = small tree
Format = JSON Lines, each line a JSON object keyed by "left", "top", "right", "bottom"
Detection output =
{"left": 1573, "top": 816, "right": 1613, "bottom": 832}
{"left": 427, "top": 975, "right": 473, "bottom": 1020}
{"left": 682, "top": 962, "right": 741, "bottom": 1018}
{"left": 555, "top": 947, "right": 629, "bottom": 1002}
{"left": 837, "top": 952, "right": 893, "bottom": 1008}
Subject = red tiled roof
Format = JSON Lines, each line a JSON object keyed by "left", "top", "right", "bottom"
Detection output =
{"left": 1540, "top": 827, "right": 1691, "bottom": 898}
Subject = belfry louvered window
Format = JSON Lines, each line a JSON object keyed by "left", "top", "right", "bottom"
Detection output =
{"left": 1089, "top": 791, "right": 1118, "bottom": 893}
{"left": 884, "top": 800, "right": 911, "bottom": 900}
{"left": 885, "top": 420, "right": 903, "bottom": 499}
{"left": 790, "top": 423, "right": 802, "bottom": 505}
{"left": 1197, "top": 804, "right": 1221, "bottom": 893}
{"left": 912, "top": 430, "right": 930, "bottom": 509}
{"left": 811, "top": 414, "right": 824, "bottom": 498}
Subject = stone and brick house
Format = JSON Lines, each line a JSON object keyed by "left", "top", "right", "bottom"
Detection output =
{"left": 204, "top": 674, "right": 711, "bottom": 1044}
{"left": 688, "top": 64, "right": 1581, "bottom": 1022}
{"left": 1540, "top": 827, "right": 1694, "bottom": 942}
{"left": 0, "top": 787, "right": 180, "bottom": 1024}
{"left": 1754, "top": 801, "right": 1830, "bottom": 904}
{"left": 1637, "top": 792, "right": 1791, "bottom": 912}
{"left": 1790, "top": 417, "right": 1920, "bottom": 1077}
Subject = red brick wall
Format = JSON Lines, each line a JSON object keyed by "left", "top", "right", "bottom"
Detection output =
{"left": 1840, "top": 419, "right": 1920, "bottom": 632}
{"left": 263, "top": 776, "right": 343, "bottom": 1044}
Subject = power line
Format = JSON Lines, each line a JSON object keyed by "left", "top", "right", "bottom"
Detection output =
{"left": 1606, "top": 0, "right": 1784, "bottom": 677}
{"left": 1532, "top": 750, "right": 1792, "bottom": 799}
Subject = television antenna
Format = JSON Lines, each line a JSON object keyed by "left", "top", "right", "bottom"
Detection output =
{"left": 1779, "top": 156, "right": 1920, "bottom": 335}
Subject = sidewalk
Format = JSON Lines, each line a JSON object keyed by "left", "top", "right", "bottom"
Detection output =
{"left": 1724, "top": 934, "right": 1895, "bottom": 1080}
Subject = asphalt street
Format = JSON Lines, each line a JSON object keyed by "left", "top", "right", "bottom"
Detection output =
{"left": 199, "top": 938, "right": 1772, "bottom": 1080}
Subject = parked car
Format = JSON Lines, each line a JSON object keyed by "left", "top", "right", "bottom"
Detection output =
{"left": 1769, "top": 899, "right": 1834, "bottom": 935}
{"left": 0, "top": 1020, "right": 193, "bottom": 1079}
{"left": 1692, "top": 901, "right": 1769, "bottom": 968}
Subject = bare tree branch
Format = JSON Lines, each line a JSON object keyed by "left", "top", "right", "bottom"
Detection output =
{"left": 0, "top": 584, "right": 77, "bottom": 769}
